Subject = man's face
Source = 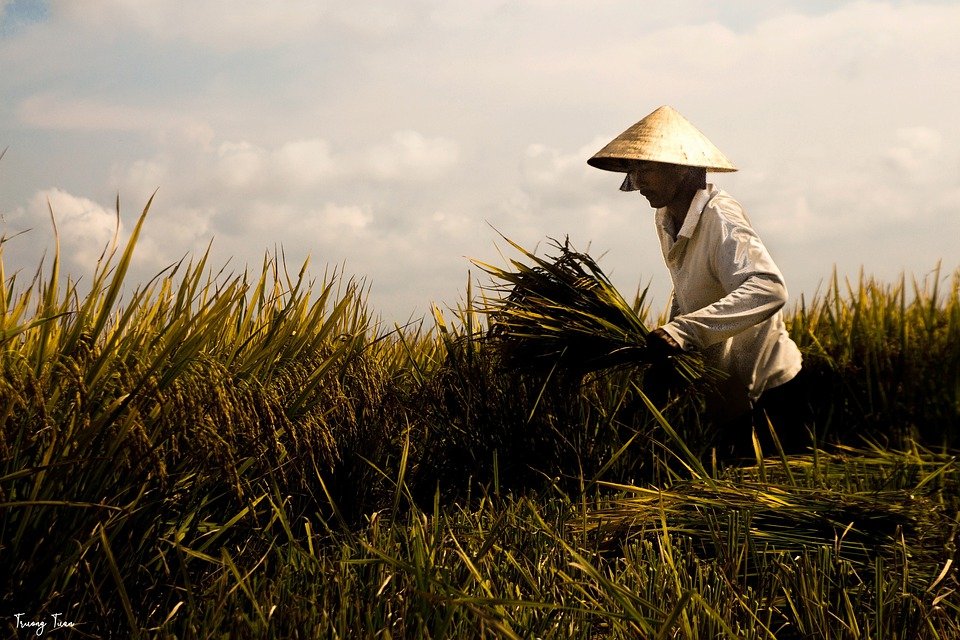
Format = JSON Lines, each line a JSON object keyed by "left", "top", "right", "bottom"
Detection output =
{"left": 621, "top": 161, "right": 690, "bottom": 209}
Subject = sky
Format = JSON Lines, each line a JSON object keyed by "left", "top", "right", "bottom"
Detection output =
{"left": 1, "top": 0, "right": 959, "bottom": 327}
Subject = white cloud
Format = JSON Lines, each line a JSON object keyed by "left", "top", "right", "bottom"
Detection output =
{"left": 521, "top": 143, "right": 581, "bottom": 188}
{"left": 883, "top": 127, "right": 943, "bottom": 176}
{"left": 516, "top": 137, "right": 625, "bottom": 234}
{"left": 275, "top": 139, "right": 337, "bottom": 187}
{"left": 166, "top": 131, "right": 459, "bottom": 197}
{"left": 364, "top": 131, "right": 460, "bottom": 181}
{"left": 116, "top": 159, "right": 169, "bottom": 199}
{"left": 53, "top": 0, "right": 333, "bottom": 52}
{"left": 17, "top": 93, "right": 151, "bottom": 131}
{"left": 19, "top": 189, "right": 121, "bottom": 272}
{"left": 215, "top": 141, "right": 267, "bottom": 190}
{"left": 87, "top": 127, "right": 467, "bottom": 320}
{"left": 301, "top": 203, "right": 373, "bottom": 238}
{"left": 3, "top": 1, "right": 960, "bottom": 322}
{"left": 16, "top": 93, "right": 216, "bottom": 147}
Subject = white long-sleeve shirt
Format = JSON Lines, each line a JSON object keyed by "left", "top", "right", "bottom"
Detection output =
{"left": 657, "top": 184, "right": 802, "bottom": 400}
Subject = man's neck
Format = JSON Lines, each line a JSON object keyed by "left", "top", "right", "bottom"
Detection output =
{"left": 665, "top": 186, "right": 698, "bottom": 234}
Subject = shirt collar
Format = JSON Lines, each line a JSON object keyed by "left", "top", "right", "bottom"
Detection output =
{"left": 656, "top": 183, "right": 717, "bottom": 239}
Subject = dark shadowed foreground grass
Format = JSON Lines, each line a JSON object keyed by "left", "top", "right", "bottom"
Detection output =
{"left": 1, "top": 201, "right": 958, "bottom": 637}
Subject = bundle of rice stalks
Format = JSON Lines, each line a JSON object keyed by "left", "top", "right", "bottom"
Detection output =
{"left": 582, "top": 445, "right": 960, "bottom": 585}
{"left": 475, "top": 235, "right": 716, "bottom": 385}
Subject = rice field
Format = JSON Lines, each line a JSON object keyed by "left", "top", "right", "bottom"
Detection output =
{"left": 1, "top": 200, "right": 958, "bottom": 638}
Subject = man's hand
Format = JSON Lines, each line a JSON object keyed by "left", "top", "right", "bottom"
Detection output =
{"left": 647, "top": 327, "right": 683, "bottom": 358}
{"left": 643, "top": 327, "right": 686, "bottom": 405}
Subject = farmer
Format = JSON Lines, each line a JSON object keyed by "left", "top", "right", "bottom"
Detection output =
{"left": 587, "top": 105, "right": 809, "bottom": 458}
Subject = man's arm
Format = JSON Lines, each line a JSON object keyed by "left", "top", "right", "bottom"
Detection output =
{"left": 658, "top": 207, "right": 788, "bottom": 351}
{"left": 660, "top": 274, "right": 787, "bottom": 350}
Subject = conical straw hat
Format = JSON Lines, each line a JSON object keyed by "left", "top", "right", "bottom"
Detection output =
{"left": 588, "top": 105, "right": 737, "bottom": 173}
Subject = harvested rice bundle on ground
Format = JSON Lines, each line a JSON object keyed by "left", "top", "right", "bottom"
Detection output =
{"left": 582, "top": 444, "right": 960, "bottom": 587}
{"left": 476, "top": 236, "right": 718, "bottom": 386}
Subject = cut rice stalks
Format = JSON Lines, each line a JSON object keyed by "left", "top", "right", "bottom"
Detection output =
{"left": 474, "top": 235, "right": 719, "bottom": 387}
{"left": 580, "top": 444, "right": 959, "bottom": 586}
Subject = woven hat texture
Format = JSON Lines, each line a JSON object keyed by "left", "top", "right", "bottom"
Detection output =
{"left": 588, "top": 105, "right": 737, "bottom": 173}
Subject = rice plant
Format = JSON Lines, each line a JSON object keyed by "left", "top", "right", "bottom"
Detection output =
{"left": 1, "top": 196, "right": 958, "bottom": 637}
{"left": 1, "top": 199, "right": 386, "bottom": 634}
{"left": 788, "top": 265, "right": 960, "bottom": 446}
